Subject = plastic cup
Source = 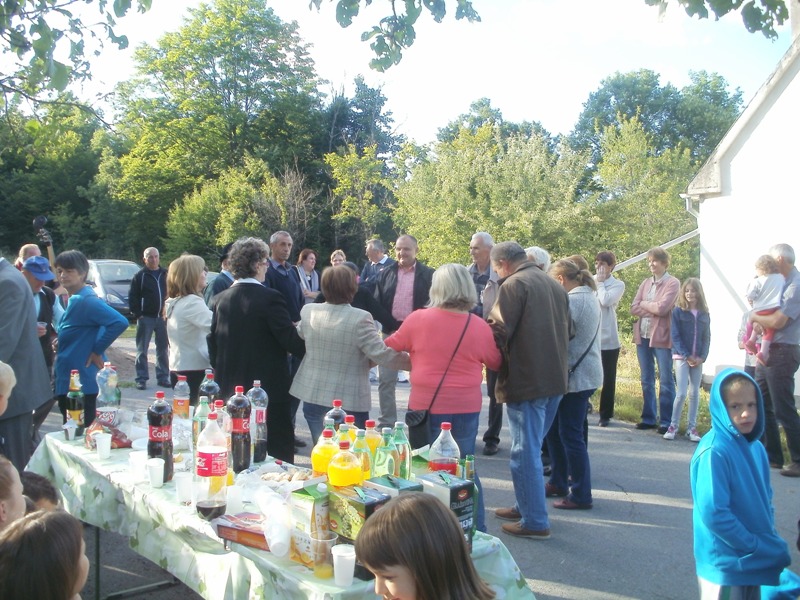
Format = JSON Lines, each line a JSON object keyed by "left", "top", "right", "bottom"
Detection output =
{"left": 94, "top": 432, "right": 112, "bottom": 460}
{"left": 310, "top": 531, "right": 338, "bottom": 579}
{"left": 226, "top": 485, "right": 243, "bottom": 515}
{"left": 146, "top": 457, "right": 165, "bottom": 488}
{"left": 331, "top": 544, "right": 356, "bottom": 587}
{"left": 63, "top": 422, "right": 77, "bottom": 441}
{"left": 36, "top": 321, "right": 47, "bottom": 336}
{"left": 174, "top": 472, "right": 193, "bottom": 506}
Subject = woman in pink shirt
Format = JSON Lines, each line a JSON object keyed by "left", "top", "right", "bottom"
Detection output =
{"left": 385, "top": 263, "right": 502, "bottom": 532}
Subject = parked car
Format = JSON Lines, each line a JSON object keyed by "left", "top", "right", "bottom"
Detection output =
{"left": 87, "top": 259, "right": 140, "bottom": 319}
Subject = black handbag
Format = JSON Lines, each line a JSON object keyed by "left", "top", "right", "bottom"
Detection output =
{"left": 405, "top": 314, "right": 472, "bottom": 450}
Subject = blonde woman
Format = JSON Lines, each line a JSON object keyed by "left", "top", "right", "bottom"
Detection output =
{"left": 165, "top": 254, "right": 212, "bottom": 405}
{"left": 330, "top": 249, "right": 346, "bottom": 266}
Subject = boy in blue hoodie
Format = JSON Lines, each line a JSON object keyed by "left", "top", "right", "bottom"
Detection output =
{"left": 691, "top": 368, "right": 790, "bottom": 599}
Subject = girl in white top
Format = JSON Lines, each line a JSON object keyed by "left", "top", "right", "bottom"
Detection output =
{"left": 743, "top": 254, "right": 784, "bottom": 365}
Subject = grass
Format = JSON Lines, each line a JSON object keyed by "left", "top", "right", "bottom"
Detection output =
{"left": 119, "top": 324, "right": 137, "bottom": 339}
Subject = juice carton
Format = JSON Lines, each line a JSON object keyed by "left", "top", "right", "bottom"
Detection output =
{"left": 289, "top": 484, "right": 329, "bottom": 568}
{"left": 328, "top": 486, "right": 391, "bottom": 544}
{"left": 363, "top": 474, "right": 423, "bottom": 498}
{"left": 416, "top": 472, "right": 475, "bottom": 548}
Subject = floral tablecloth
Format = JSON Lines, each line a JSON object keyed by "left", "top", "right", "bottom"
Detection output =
{"left": 28, "top": 433, "right": 535, "bottom": 600}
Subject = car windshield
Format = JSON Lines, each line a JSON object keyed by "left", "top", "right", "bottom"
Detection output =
{"left": 97, "top": 263, "right": 139, "bottom": 283}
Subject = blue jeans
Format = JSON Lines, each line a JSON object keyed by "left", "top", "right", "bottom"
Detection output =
{"left": 302, "top": 402, "right": 368, "bottom": 446}
{"left": 135, "top": 316, "right": 169, "bottom": 384}
{"left": 506, "top": 395, "right": 562, "bottom": 531}
{"left": 428, "top": 412, "right": 485, "bottom": 532}
{"left": 671, "top": 359, "right": 702, "bottom": 430}
{"left": 636, "top": 340, "right": 674, "bottom": 427}
{"left": 546, "top": 389, "right": 595, "bottom": 505}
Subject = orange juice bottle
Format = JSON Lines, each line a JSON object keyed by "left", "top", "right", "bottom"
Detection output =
{"left": 327, "top": 440, "right": 362, "bottom": 487}
{"left": 311, "top": 429, "right": 338, "bottom": 477}
{"left": 364, "top": 419, "right": 381, "bottom": 457}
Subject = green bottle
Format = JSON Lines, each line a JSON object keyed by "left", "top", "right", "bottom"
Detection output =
{"left": 192, "top": 395, "right": 211, "bottom": 450}
{"left": 373, "top": 428, "right": 399, "bottom": 477}
{"left": 392, "top": 421, "right": 412, "bottom": 479}
{"left": 352, "top": 429, "right": 373, "bottom": 480}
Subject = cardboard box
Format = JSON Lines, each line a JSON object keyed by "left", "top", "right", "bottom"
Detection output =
{"left": 289, "top": 484, "right": 329, "bottom": 567}
{"left": 328, "top": 486, "right": 391, "bottom": 544}
{"left": 417, "top": 472, "right": 475, "bottom": 548}
{"left": 363, "top": 475, "right": 423, "bottom": 497}
{"left": 215, "top": 512, "right": 268, "bottom": 551}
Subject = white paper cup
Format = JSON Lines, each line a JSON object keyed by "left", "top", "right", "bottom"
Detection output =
{"left": 331, "top": 544, "right": 356, "bottom": 587}
{"left": 226, "top": 485, "right": 243, "bottom": 515}
{"left": 94, "top": 432, "right": 112, "bottom": 460}
{"left": 146, "top": 457, "right": 165, "bottom": 488}
{"left": 174, "top": 472, "right": 193, "bottom": 505}
{"left": 63, "top": 422, "right": 77, "bottom": 441}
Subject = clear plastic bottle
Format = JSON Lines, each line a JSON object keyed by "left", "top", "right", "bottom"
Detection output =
{"left": 352, "top": 429, "right": 372, "bottom": 480}
{"left": 429, "top": 422, "right": 460, "bottom": 474}
{"left": 373, "top": 427, "right": 399, "bottom": 477}
{"left": 311, "top": 429, "right": 339, "bottom": 477}
{"left": 343, "top": 414, "right": 357, "bottom": 442}
{"left": 364, "top": 419, "right": 381, "bottom": 457}
{"left": 95, "top": 362, "right": 121, "bottom": 426}
{"left": 173, "top": 375, "right": 191, "bottom": 419}
{"left": 192, "top": 396, "right": 211, "bottom": 451}
{"left": 195, "top": 412, "right": 228, "bottom": 520}
{"left": 393, "top": 421, "right": 412, "bottom": 479}
{"left": 322, "top": 417, "right": 337, "bottom": 443}
{"left": 246, "top": 380, "right": 268, "bottom": 463}
{"left": 327, "top": 440, "right": 363, "bottom": 487}
{"left": 324, "top": 399, "right": 347, "bottom": 431}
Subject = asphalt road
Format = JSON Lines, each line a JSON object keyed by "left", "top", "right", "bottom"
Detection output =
{"left": 38, "top": 337, "right": 800, "bottom": 600}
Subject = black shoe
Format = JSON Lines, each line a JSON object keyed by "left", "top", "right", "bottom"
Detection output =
{"left": 543, "top": 465, "right": 552, "bottom": 476}
{"left": 136, "top": 382, "right": 146, "bottom": 390}
{"left": 657, "top": 426, "right": 668, "bottom": 435}
{"left": 294, "top": 438, "right": 307, "bottom": 448}
{"left": 158, "top": 380, "right": 172, "bottom": 388}
{"left": 635, "top": 422, "right": 657, "bottom": 430}
{"left": 483, "top": 443, "right": 499, "bottom": 456}
{"left": 598, "top": 419, "right": 610, "bottom": 427}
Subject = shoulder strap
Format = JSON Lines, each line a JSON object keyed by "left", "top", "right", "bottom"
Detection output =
{"left": 569, "top": 318, "right": 600, "bottom": 376}
{"left": 424, "top": 313, "right": 472, "bottom": 411}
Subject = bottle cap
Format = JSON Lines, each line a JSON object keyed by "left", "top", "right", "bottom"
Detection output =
{"left": 199, "top": 396, "right": 209, "bottom": 403}
{"left": 381, "top": 427, "right": 392, "bottom": 435}
{"left": 365, "top": 419, "right": 376, "bottom": 427}
{"left": 104, "top": 361, "right": 111, "bottom": 367}
{"left": 339, "top": 440, "right": 350, "bottom": 450}
{"left": 345, "top": 415, "right": 355, "bottom": 423}
{"left": 322, "top": 429, "right": 334, "bottom": 438}
{"left": 235, "top": 385, "right": 244, "bottom": 393}
{"left": 214, "top": 400, "right": 224, "bottom": 408}
{"left": 441, "top": 422, "right": 452, "bottom": 430}
{"left": 208, "top": 412, "right": 218, "bottom": 420}
{"left": 178, "top": 375, "right": 187, "bottom": 381}
{"left": 355, "top": 429, "right": 365, "bottom": 437}
{"left": 332, "top": 399, "right": 343, "bottom": 407}
{"left": 156, "top": 391, "right": 165, "bottom": 399}
{"left": 253, "top": 380, "right": 261, "bottom": 386}
{"left": 394, "top": 421, "right": 404, "bottom": 428}
{"left": 207, "top": 373, "right": 215, "bottom": 379}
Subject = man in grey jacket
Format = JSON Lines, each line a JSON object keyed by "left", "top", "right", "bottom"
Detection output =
{"left": 487, "top": 242, "right": 572, "bottom": 540}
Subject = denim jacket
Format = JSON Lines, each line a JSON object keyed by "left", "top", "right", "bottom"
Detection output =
{"left": 671, "top": 306, "right": 711, "bottom": 361}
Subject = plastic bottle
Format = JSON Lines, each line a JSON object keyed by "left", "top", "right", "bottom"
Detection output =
{"left": 352, "top": 429, "right": 372, "bottom": 480}
{"left": 324, "top": 399, "right": 347, "bottom": 431}
{"left": 343, "top": 414, "right": 357, "bottom": 442}
{"left": 66, "top": 370, "right": 85, "bottom": 436}
{"left": 311, "top": 429, "right": 338, "bottom": 477}
{"left": 227, "top": 386, "right": 251, "bottom": 473}
{"left": 95, "top": 362, "right": 121, "bottom": 426}
{"left": 322, "top": 417, "right": 337, "bottom": 443}
{"left": 327, "top": 440, "right": 363, "bottom": 487}
{"left": 429, "top": 422, "right": 460, "bottom": 475}
{"left": 393, "top": 421, "right": 412, "bottom": 479}
{"left": 195, "top": 412, "right": 228, "bottom": 520}
{"left": 246, "top": 380, "right": 268, "bottom": 463}
{"left": 373, "top": 427, "right": 399, "bottom": 478}
{"left": 192, "top": 396, "right": 211, "bottom": 451}
{"left": 255, "top": 489, "right": 291, "bottom": 557}
{"left": 147, "top": 390, "right": 174, "bottom": 483}
{"left": 199, "top": 370, "right": 220, "bottom": 403}
{"left": 364, "top": 419, "right": 381, "bottom": 457}
{"left": 173, "top": 375, "right": 191, "bottom": 419}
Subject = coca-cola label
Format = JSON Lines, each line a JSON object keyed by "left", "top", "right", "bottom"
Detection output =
{"left": 231, "top": 418, "right": 250, "bottom": 434}
{"left": 95, "top": 407, "right": 119, "bottom": 427}
{"left": 149, "top": 425, "right": 172, "bottom": 442}
{"left": 255, "top": 407, "right": 266, "bottom": 424}
{"left": 196, "top": 450, "right": 227, "bottom": 477}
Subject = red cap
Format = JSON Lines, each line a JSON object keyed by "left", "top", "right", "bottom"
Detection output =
{"left": 332, "top": 399, "right": 342, "bottom": 407}
{"left": 339, "top": 440, "right": 350, "bottom": 450}
{"left": 208, "top": 412, "right": 217, "bottom": 420}
{"left": 441, "top": 422, "right": 452, "bottom": 430}
{"left": 235, "top": 385, "right": 244, "bottom": 394}
{"left": 345, "top": 415, "right": 355, "bottom": 423}
{"left": 322, "top": 429, "right": 334, "bottom": 438}
{"left": 207, "top": 373, "right": 215, "bottom": 380}
{"left": 365, "top": 419, "right": 376, "bottom": 427}
{"left": 214, "top": 400, "right": 224, "bottom": 408}
{"left": 178, "top": 375, "right": 187, "bottom": 381}
{"left": 155, "top": 391, "right": 165, "bottom": 399}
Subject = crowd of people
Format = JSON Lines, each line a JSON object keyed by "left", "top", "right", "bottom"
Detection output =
{"left": 3, "top": 230, "right": 800, "bottom": 597}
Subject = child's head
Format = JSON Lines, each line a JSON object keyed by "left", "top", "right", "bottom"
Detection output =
{"left": 20, "top": 472, "right": 59, "bottom": 512}
{"left": 721, "top": 374, "right": 759, "bottom": 436}
{"left": 0, "top": 509, "right": 89, "bottom": 600}
{"left": 755, "top": 254, "right": 780, "bottom": 277}
{"left": 355, "top": 493, "right": 495, "bottom": 600}
{"left": 677, "top": 277, "right": 708, "bottom": 312}
{"left": 0, "top": 456, "right": 25, "bottom": 532}
{"left": 0, "top": 361, "right": 16, "bottom": 418}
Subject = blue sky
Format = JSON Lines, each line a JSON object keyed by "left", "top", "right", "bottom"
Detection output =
{"left": 79, "top": 0, "right": 794, "bottom": 144}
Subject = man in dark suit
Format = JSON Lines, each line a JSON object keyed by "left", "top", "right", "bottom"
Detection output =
{"left": 204, "top": 242, "right": 234, "bottom": 307}
{"left": 0, "top": 257, "right": 52, "bottom": 470}
{"left": 208, "top": 237, "right": 306, "bottom": 463}
{"left": 360, "top": 238, "right": 395, "bottom": 294}
{"left": 373, "top": 234, "right": 434, "bottom": 428}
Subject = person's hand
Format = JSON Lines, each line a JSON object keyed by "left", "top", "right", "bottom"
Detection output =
{"left": 85, "top": 352, "right": 104, "bottom": 369}
{"left": 753, "top": 323, "right": 764, "bottom": 335}
{"left": 595, "top": 264, "right": 609, "bottom": 282}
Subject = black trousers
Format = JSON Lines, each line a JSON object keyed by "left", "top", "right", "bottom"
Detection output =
{"left": 482, "top": 369, "right": 502, "bottom": 445}
{"left": 599, "top": 348, "right": 621, "bottom": 421}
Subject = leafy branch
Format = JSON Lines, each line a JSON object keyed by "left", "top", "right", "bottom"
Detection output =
{"left": 644, "top": 0, "right": 789, "bottom": 38}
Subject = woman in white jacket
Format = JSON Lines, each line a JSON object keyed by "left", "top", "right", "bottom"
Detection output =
{"left": 165, "top": 255, "right": 212, "bottom": 405}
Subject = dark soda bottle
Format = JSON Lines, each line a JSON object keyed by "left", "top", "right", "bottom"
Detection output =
{"left": 66, "top": 370, "right": 85, "bottom": 436}
{"left": 147, "top": 390, "right": 174, "bottom": 483}
{"left": 324, "top": 399, "right": 347, "bottom": 430}
{"left": 227, "top": 385, "right": 251, "bottom": 473}
{"left": 199, "top": 370, "right": 220, "bottom": 403}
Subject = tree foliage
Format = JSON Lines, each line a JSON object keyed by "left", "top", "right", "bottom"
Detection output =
{"left": 646, "top": 0, "right": 789, "bottom": 38}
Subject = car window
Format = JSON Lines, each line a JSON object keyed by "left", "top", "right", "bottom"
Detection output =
{"left": 97, "top": 263, "right": 139, "bottom": 283}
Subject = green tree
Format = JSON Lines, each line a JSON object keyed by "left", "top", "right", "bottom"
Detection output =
{"left": 645, "top": 0, "right": 789, "bottom": 38}
{"left": 437, "top": 98, "right": 552, "bottom": 148}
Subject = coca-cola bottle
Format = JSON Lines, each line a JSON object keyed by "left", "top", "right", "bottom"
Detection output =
{"left": 147, "top": 390, "right": 174, "bottom": 482}
{"left": 246, "top": 380, "right": 268, "bottom": 463}
{"left": 324, "top": 399, "right": 347, "bottom": 430}
{"left": 66, "top": 370, "right": 85, "bottom": 436}
{"left": 195, "top": 412, "right": 227, "bottom": 520}
{"left": 428, "top": 422, "right": 460, "bottom": 475}
{"left": 227, "top": 386, "right": 251, "bottom": 473}
{"left": 95, "top": 362, "right": 121, "bottom": 426}
{"left": 199, "top": 370, "right": 220, "bottom": 403}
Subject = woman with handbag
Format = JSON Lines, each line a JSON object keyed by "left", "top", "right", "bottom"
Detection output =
{"left": 545, "top": 258, "right": 603, "bottom": 510}
{"left": 385, "top": 263, "right": 501, "bottom": 532}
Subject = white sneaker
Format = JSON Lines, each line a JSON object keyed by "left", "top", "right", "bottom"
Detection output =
{"left": 663, "top": 426, "right": 676, "bottom": 440}
{"left": 687, "top": 428, "right": 701, "bottom": 443}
